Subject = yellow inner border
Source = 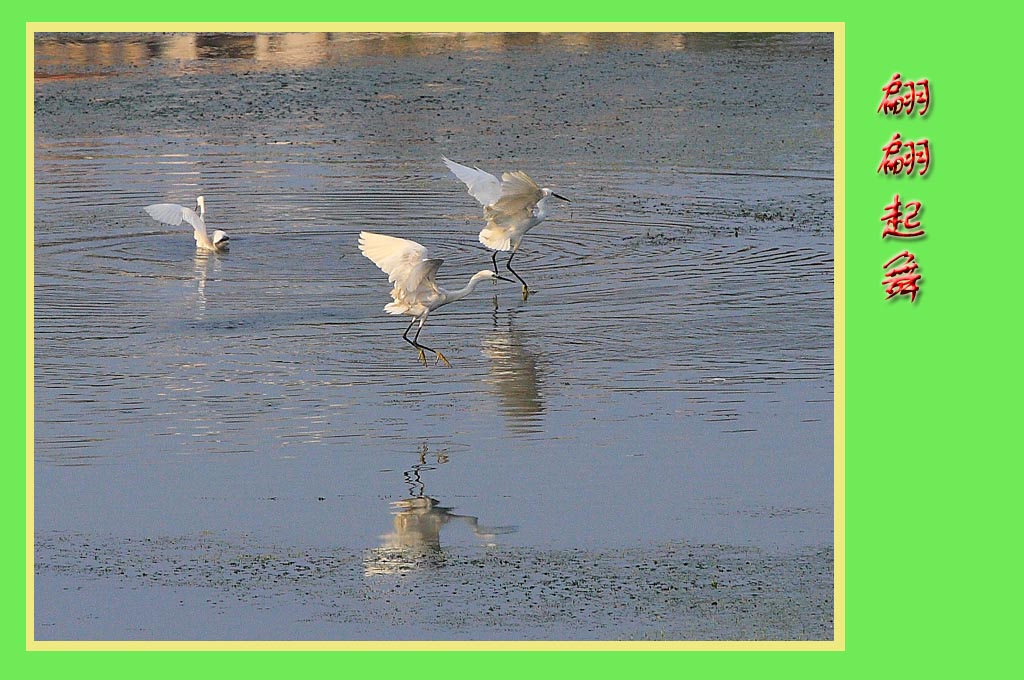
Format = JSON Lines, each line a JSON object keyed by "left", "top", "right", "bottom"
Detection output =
{"left": 26, "top": 22, "right": 846, "bottom": 652}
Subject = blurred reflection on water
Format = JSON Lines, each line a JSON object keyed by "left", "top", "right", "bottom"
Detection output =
{"left": 481, "top": 309, "right": 546, "bottom": 436}
{"left": 364, "top": 443, "right": 518, "bottom": 576}
{"left": 35, "top": 32, "right": 718, "bottom": 80}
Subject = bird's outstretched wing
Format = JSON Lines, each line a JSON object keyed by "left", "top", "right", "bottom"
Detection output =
{"left": 480, "top": 171, "right": 545, "bottom": 229}
{"left": 358, "top": 232, "right": 443, "bottom": 310}
{"left": 145, "top": 203, "right": 211, "bottom": 245}
{"left": 494, "top": 171, "right": 544, "bottom": 215}
{"left": 442, "top": 157, "right": 502, "bottom": 207}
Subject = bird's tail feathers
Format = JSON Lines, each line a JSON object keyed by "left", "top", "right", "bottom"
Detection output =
{"left": 479, "top": 226, "right": 512, "bottom": 252}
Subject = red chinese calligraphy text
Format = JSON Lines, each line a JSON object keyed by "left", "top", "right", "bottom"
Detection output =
{"left": 877, "top": 73, "right": 930, "bottom": 116}
{"left": 882, "top": 251, "right": 922, "bottom": 301}
{"left": 880, "top": 194, "right": 924, "bottom": 238}
{"left": 878, "top": 133, "right": 930, "bottom": 176}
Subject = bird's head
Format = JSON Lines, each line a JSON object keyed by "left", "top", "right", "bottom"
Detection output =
{"left": 212, "top": 230, "right": 229, "bottom": 249}
{"left": 195, "top": 196, "right": 206, "bottom": 213}
{"left": 472, "top": 270, "right": 513, "bottom": 285}
{"left": 543, "top": 188, "right": 571, "bottom": 203}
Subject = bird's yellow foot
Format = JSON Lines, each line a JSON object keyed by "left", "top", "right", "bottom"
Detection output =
{"left": 522, "top": 286, "right": 531, "bottom": 301}
{"left": 434, "top": 351, "right": 452, "bottom": 368}
{"left": 417, "top": 348, "right": 428, "bottom": 367}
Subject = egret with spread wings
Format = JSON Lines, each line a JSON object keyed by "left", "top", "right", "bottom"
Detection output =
{"left": 358, "top": 231, "right": 511, "bottom": 367}
{"left": 442, "top": 157, "right": 570, "bottom": 300}
{"left": 144, "top": 196, "right": 229, "bottom": 252}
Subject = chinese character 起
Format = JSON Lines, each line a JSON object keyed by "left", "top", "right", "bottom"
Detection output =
{"left": 880, "top": 194, "right": 924, "bottom": 238}
{"left": 878, "top": 133, "right": 930, "bottom": 176}
{"left": 882, "top": 251, "right": 922, "bottom": 301}
{"left": 877, "top": 73, "right": 930, "bottom": 116}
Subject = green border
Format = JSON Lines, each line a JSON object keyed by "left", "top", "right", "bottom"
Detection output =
{"left": 9, "top": 0, "right": 1020, "bottom": 677}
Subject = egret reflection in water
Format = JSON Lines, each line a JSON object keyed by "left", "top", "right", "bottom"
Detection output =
{"left": 191, "top": 251, "right": 217, "bottom": 315}
{"left": 364, "top": 444, "right": 517, "bottom": 576}
{"left": 481, "top": 310, "right": 546, "bottom": 435}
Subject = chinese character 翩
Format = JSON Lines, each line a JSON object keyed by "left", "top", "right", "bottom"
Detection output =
{"left": 877, "top": 73, "right": 930, "bottom": 116}
{"left": 878, "top": 133, "right": 930, "bottom": 176}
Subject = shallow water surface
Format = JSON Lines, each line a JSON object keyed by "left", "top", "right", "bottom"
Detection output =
{"left": 34, "top": 31, "right": 834, "bottom": 641}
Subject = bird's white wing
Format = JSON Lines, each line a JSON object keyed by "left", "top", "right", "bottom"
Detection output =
{"left": 481, "top": 171, "right": 545, "bottom": 228}
{"left": 442, "top": 157, "right": 502, "bottom": 207}
{"left": 358, "top": 232, "right": 443, "bottom": 299}
{"left": 180, "top": 207, "right": 209, "bottom": 241}
{"left": 145, "top": 203, "right": 187, "bottom": 226}
{"left": 145, "top": 203, "right": 210, "bottom": 240}
{"left": 391, "top": 258, "right": 444, "bottom": 308}
{"left": 496, "top": 171, "right": 544, "bottom": 213}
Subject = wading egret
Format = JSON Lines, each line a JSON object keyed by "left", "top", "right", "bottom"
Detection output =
{"left": 358, "top": 231, "right": 511, "bottom": 367}
{"left": 144, "top": 196, "right": 229, "bottom": 252}
{"left": 442, "top": 157, "right": 570, "bottom": 300}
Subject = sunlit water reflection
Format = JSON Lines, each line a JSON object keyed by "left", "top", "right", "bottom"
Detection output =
{"left": 34, "top": 31, "right": 834, "bottom": 640}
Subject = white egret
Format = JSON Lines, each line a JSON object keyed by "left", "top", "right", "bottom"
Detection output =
{"left": 358, "top": 231, "right": 512, "bottom": 367}
{"left": 442, "top": 156, "right": 570, "bottom": 300}
{"left": 144, "top": 196, "right": 229, "bottom": 252}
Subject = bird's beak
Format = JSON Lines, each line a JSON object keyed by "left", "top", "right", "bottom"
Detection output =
{"left": 495, "top": 275, "right": 515, "bottom": 283}
{"left": 552, "top": 192, "right": 571, "bottom": 202}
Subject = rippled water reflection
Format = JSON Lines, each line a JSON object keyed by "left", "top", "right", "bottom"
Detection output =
{"left": 34, "top": 31, "right": 834, "bottom": 641}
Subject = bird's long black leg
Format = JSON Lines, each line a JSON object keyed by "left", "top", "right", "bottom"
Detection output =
{"left": 405, "top": 316, "right": 451, "bottom": 368}
{"left": 506, "top": 250, "right": 530, "bottom": 301}
{"left": 401, "top": 317, "right": 429, "bottom": 367}
{"left": 401, "top": 317, "right": 418, "bottom": 347}
{"left": 490, "top": 250, "right": 500, "bottom": 303}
